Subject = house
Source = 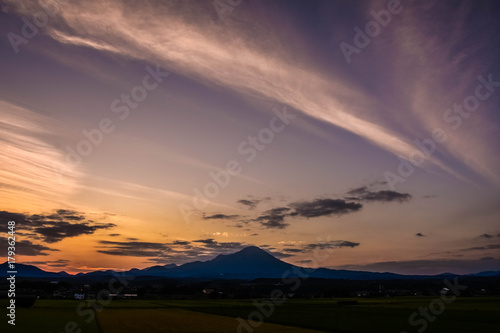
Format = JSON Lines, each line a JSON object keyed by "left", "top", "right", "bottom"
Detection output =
{"left": 74, "top": 293, "right": 85, "bottom": 300}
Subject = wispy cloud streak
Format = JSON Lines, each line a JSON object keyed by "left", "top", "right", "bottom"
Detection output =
{"left": 3, "top": 1, "right": 428, "bottom": 168}
{"left": 0, "top": 100, "right": 81, "bottom": 209}
{"left": 4, "top": 0, "right": 498, "bottom": 185}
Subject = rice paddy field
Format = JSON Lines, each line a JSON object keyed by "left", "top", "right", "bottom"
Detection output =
{"left": 1, "top": 297, "right": 499, "bottom": 332}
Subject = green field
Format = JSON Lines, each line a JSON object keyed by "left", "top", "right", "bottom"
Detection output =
{"left": 1, "top": 299, "right": 100, "bottom": 333}
{"left": 1, "top": 297, "right": 499, "bottom": 332}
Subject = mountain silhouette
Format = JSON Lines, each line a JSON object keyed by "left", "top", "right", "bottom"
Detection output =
{"left": 2, "top": 246, "right": 499, "bottom": 280}
{"left": 0, "top": 262, "right": 68, "bottom": 278}
{"left": 165, "top": 245, "right": 296, "bottom": 279}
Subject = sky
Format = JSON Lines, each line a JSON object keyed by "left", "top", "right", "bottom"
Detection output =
{"left": 0, "top": 0, "right": 499, "bottom": 275}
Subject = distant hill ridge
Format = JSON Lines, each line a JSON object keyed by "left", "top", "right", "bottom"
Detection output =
{"left": 2, "top": 246, "right": 499, "bottom": 280}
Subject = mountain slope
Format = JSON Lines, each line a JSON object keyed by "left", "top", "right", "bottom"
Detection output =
{"left": 0, "top": 262, "right": 67, "bottom": 278}
{"left": 165, "top": 246, "right": 297, "bottom": 279}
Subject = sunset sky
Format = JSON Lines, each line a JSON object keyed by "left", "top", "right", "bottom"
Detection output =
{"left": 1, "top": 0, "right": 499, "bottom": 275}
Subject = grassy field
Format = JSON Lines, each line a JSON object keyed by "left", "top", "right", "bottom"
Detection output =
{"left": 0, "top": 299, "right": 100, "bottom": 333}
{"left": 1, "top": 297, "right": 499, "bottom": 332}
{"left": 148, "top": 297, "right": 500, "bottom": 333}
{"left": 97, "top": 307, "right": 322, "bottom": 333}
